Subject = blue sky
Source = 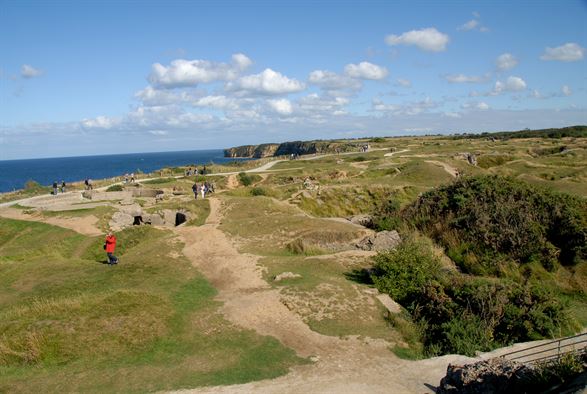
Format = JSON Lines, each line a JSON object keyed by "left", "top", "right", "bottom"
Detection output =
{"left": 1, "top": 0, "right": 586, "bottom": 160}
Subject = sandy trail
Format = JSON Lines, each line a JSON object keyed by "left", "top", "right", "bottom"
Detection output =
{"left": 173, "top": 197, "right": 473, "bottom": 394}
{"left": 0, "top": 206, "right": 102, "bottom": 236}
{"left": 425, "top": 160, "right": 459, "bottom": 178}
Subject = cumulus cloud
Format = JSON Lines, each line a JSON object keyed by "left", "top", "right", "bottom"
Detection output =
{"left": 493, "top": 76, "right": 527, "bottom": 94}
{"left": 373, "top": 97, "right": 438, "bottom": 115}
{"left": 268, "top": 98, "right": 293, "bottom": 115}
{"left": 458, "top": 19, "right": 479, "bottom": 31}
{"left": 462, "top": 101, "right": 489, "bottom": 110}
{"left": 496, "top": 53, "right": 518, "bottom": 71}
{"left": 81, "top": 115, "right": 119, "bottom": 129}
{"left": 395, "top": 78, "right": 412, "bottom": 87}
{"left": 148, "top": 53, "right": 252, "bottom": 88}
{"left": 540, "top": 43, "right": 585, "bottom": 62}
{"left": 444, "top": 73, "right": 489, "bottom": 83}
{"left": 227, "top": 68, "right": 305, "bottom": 95}
{"left": 298, "top": 94, "right": 349, "bottom": 115}
{"left": 343, "top": 61, "right": 388, "bottom": 80}
{"left": 135, "top": 86, "right": 194, "bottom": 106}
{"left": 385, "top": 27, "right": 449, "bottom": 52}
{"left": 443, "top": 112, "right": 462, "bottom": 118}
{"left": 562, "top": 85, "right": 572, "bottom": 96}
{"left": 21, "top": 64, "right": 43, "bottom": 78}
{"left": 192, "top": 95, "right": 242, "bottom": 110}
{"left": 308, "top": 70, "right": 361, "bottom": 91}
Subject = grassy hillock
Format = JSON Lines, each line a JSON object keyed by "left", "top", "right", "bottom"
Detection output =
{"left": 371, "top": 175, "right": 587, "bottom": 356}
{"left": 0, "top": 219, "right": 303, "bottom": 392}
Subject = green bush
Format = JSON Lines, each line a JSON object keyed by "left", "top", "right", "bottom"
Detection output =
{"left": 250, "top": 187, "right": 266, "bottom": 196}
{"left": 371, "top": 238, "right": 442, "bottom": 304}
{"left": 106, "top": 184, "right": 123, "bottom": 192}
{"left": 238, "top": 172, "right": 253, "bottom": 186}
{"left": 142, "top": 177, "right": 176, "bottom": 185}
{"left": 405, "top": 175, "right": 587, "bottom": 272}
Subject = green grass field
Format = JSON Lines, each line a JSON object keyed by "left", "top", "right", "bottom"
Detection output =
{"left": 0, "top": 219, "right": 304, "bottom": 392}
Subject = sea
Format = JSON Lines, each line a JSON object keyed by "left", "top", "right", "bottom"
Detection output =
{"left": 0, "top": 149, "right": 248, "bottom": 193}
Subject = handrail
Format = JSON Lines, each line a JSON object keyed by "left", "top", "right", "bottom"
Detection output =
{"left": 498, "top": 332, "right": 586, "bottom": 365}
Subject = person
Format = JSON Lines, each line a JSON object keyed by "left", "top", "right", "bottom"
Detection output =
{"left": 60, "top": 180, "right": 66, "bottom": 193}
{"left": 88, "top": 178, "right": 93, "bottom": 190}
{"left": 84, "top": 178, "right": 89, "bottom": 190}
{"left": 192, "top": 182, "right": 198, "bottom": 200}
{"left": 202, "top": 165, "right": 207, "bottom": 175}
{"left": 124, "top": 173, "right": 129, "bottom": 184}
{"left": 52, "top": 181, "right": 58, "bottom": 195}
{"left": 201, "top": 183, "right": 206, "bottom": 199}
{"left": 104, "top": 231, "right": 119, "bottom": 265}
{"left": 130, "top": 173, "right": 135, "bottom": 183}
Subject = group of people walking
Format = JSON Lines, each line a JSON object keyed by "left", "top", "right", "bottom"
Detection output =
{"left": 52, "top": 180, "right": 66, "bottom": 195}
{"left": 191, "top": 181, "right": 214, "bottom": 199}
{"left": 185, "top": 166, "right": 207, "bottom": 177}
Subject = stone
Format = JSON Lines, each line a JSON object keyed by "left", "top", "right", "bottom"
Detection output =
{"left": 437, "top": 358, "right": 534, "bottom": 394}
{"left": 376, "top": 294, "right": 402, "bottom": 314}
{"left": 356, "top": 230, "right": 401, "bottom": 251}
{"left": 274, "top": 272, "right": 302, "bottom": 282}
{"left": 109, "top": 212, "right": 134, "bottom": 230}
{"left": 120, "top": 204, "right": 143, "bottom": 217}
{"left": 145, "top": 213, "right": 165, "bottom": 226}
{"left": 348, "top": 214, "right": 374, "bottom": 228}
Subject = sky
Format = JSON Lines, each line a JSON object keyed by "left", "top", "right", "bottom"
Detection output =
{"left": 1, "top": 0, "right": 586, "bottom": 160}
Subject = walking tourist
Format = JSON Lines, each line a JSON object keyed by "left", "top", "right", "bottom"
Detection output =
{"left": 104, "top": 231, "right": 119, "bottom": 265}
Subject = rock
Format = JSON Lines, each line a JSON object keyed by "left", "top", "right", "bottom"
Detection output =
{"left": 467, "top": 153, "right": 478, "bottom": 166}
{"left": 163, "top": 209, "right": 177, "bottom": 226}
{"left": 437, "top": 358, "right": 534, "bottom": 394}
{"left": 145, "top": 213, "right": 165, "bottom": 226}
{"left": 376, "top": 294, "right": 402, "bottom": 314}
{"left": 120, "top": 204, "right": 143, "bottom": 217}
{"left": 356, "top": 230, "right": 401, "bottom": 251}
{"left": 274, "top": 272, "right": 302, "bottom": 282}
{"left": 348, "top": 214, "right": 373, "bottom": 228}
{"left": 109, "top": 212, "right": 134, "bottom": 230}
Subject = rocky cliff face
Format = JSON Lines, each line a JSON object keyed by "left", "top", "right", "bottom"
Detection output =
{"left": 224, "top": 140, "right": 358, "bottom": 158}
{"left": 224, "top": 144, "right": 279, "bottom": 158}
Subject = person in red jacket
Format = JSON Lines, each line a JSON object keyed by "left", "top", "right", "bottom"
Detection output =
{"left": 104, "top": 231, "right": 119, "bottom": 265}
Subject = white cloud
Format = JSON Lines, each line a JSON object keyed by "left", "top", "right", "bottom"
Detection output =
{"left": 21, "top": 64, "right": 43, "bottom": 78}
{"left": 458, "top": 19, "right": 479, "bottom": 31}
{"left": 148, "top": 54, "right": 252, "bottom": 88}
{"left": 268, "top": 98, "right": 293, "bottom": 115}
{"left": 493, "top": 76, "right": 527, "bottom": 94}
{"left": 385, "top": 27, "right": 449, "bottom": 52}
{"left": 232, "top": 53, "right": 253, "bottom": 70}
{"left": 192, "top": 95, "right": 241, "bottom": 110}
{"left": 395, "top": 78, "right": 412, "bottom": 87}
{"left": 540, "top": 43, "right": 585, "bottom": 62}
{"left": 496, "top": 53, "right": 518, "bottom": 71}
{"left": 562, "top": 85, "right": 572, "bottom": 96}
{"left": 308, "top": 70, "right": 361, "bottom": 91}
{"left": 227, "top": 68, "right": 305, "bottom": 95}
{"left": 81, "top": 115, "right": 119, "bottom": 129}
{"left": 135, "top": 86, "right": 194, "bottom": 106}
{"left": 462, "top": 101, "right": 489, "bottom": 110}
{"left": 373, "top": 97, "right": 438, "bottom": 115}
{"left": 148, "top": 130, "right": 168, "bottom": 135}
{"left": 444, "top": 73, "right": 488, "bottom": 83}
{"left": 298, "top": 94, "right": 349, "bottom": 115}
{"left": 344, "top": 61, "right": 388, "bottom": 80}
{"left": 443, "top": 112, "right": 462, "bottom": 118}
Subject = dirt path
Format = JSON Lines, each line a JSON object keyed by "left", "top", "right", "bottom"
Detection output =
{"left": 0, "top": 206, "right": 102, "bottom": 236}
{"left": 425, "top": 160, "right": 459, "bottom": 178}
{"left": 172, "top": 197, "right": 473, "bottom": 393}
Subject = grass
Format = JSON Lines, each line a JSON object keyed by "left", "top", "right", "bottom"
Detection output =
{"left": 0, "top": 218, "right": 304, "bottom": 392}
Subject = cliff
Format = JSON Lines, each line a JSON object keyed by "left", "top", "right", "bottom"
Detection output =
{"left": 224, "top": 140, "right": 359, "bottom": 158}
{"left": 224, "top": 143, "right": 279, "bottom": 158}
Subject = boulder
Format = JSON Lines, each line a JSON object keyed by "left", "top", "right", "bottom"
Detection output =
{"left": 437, "top": 358, "right": 534, "bottom": 394}
{"left": 356, "top": 230, "right": 401, "bottom": 251}
{"left": 109, "top": 212, "right": 134, "bottom": 230}
{"left": 274, "top": 272, "right": 302, "bottom": 282}
{"left": 120, "top": 204, "right": 143, "bottom": 217}
{"left": 348, "top": 214, "right": 374, "bottom": 228}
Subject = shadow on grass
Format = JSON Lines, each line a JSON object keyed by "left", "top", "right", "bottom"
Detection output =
{"left": 343, "top": 268, "right": 374, "bottom": 285}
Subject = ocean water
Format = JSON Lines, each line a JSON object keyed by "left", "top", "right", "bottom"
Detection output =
{"left": 0, "top": 149, "right": 247, "bottom": 193}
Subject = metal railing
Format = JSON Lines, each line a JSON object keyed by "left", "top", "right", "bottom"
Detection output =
{"left": 498, "top": 332, "right": 587, "bottom": 364}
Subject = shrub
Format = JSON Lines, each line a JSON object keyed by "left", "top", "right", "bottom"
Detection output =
{"left": 24, "top": 180, "right": 43, "bottom": 191}
{"left": 106, "top": 184, "right": 123, "bottom": 192}
{"left": 238, "top": 172, "right": 253, "bottom": 186}
{"left": 404, "top": 175, "right": 587, "bottom": 273}
{"left": 371, "top": 238, "right": 442, "bottom": 304}
{"left": 250, "top": 187, "right": 266, "bottom": 196}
